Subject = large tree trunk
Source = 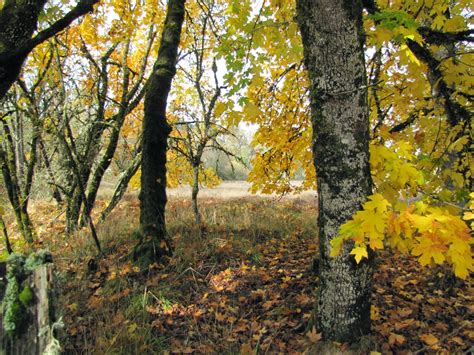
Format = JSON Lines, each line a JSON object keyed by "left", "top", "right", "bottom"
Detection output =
{"left": 0, "top": 0, "right": 100, "bottom": 101}
{"left": 136, "top": 0, "right": 186, "bottom": 266}
{"left": 0, "top": 0, "right": 47, "bottom": 100}
{"left": 297, "top": 0, "right": 374, "bottom": 343}
{"left": 0, "top": 252, "right": 60, "bottom": 355}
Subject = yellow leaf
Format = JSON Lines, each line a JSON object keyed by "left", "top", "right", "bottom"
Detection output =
{"left": 330, "top": 235, "right": 344, "bottom": 257}
{"left": 419, "top": 333, "right": 439, "bottom": 346}
{"left": 244, "top": 102, "right": 261, "bottom": 121}
{"left": 350, "top": 245, "right": 368, "bottom": 263}
{"left": 389, "top": 332, "right": 406, "bottom": 345}
{"left": 214, "top": 102, "right": 226, "bottom": 117}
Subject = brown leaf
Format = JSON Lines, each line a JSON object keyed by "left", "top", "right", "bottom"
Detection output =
{"left": 240, "top": 343, "right": 253, "bottom": 355}
{"left": 420, "top": 333, "right": 439, "bottom": 346}
{"left": 306, "top": 326, "right": 322, "bottom": 343}
{"left": 215, "top": 312, "right": 226, "bottom": 322}
{"left": 388, "top": 332, "right": 406, "bottom": 345}
{"left": 451, "top": 336, "right": 464, "bottom": 346}
{"left": 398, "top": 308, "right": 413, "bottom": 317}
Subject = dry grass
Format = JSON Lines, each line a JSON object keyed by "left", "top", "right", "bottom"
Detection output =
{"left": 167, "top": 181, "right": 317, "bottom": 201}
{"left": 46, "top": 194, "right": 318, "bottom": 353}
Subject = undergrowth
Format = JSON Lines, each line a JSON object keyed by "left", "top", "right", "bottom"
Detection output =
{"left": 46, "top": 196, "right": 318, "bottom": 353}
{"left": 2, "top": 195, "right": 472, "bottom": 353}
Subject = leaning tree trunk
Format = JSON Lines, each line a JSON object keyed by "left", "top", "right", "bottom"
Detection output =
{"left": 136, "top": 0, "right": 186, "bottom": 266}
{"left": 100, "top": 150, "right": 141, "bottom": 222}
{"left": 297, "top": 0, "right": 374, "bottom": 343}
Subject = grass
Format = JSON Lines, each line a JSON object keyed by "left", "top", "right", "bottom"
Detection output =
{"left": 1, "top": 183, "right": 472, "bottom": 353}
{"left": 19, "top": 192, "right": 316, "bottom": 353}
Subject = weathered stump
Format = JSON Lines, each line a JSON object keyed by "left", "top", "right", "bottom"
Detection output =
{"left": 0, "top": 251, "right": 61, "bottom": 355}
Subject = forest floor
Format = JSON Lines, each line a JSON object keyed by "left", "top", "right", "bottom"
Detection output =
{"left": 2, "top": 183, "right": 473, "bottom": 354}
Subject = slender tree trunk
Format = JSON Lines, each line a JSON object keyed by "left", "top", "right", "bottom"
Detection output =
{"left": 191, "top": 164, "right": 202, "bottom": 228}
{"left": 0, "top": 213, "right": 12, "bottom": 254}
{"left": 39, "top": 139, "right": 63, "bottom": 205}
{"left": 136, "top": 0, "right": 186, "bottom": 266}
{"left": 13, "top": 108, "right": 25, "bottom": 183}
{"left": 0, "top": 121, "right": 34, "bottom": 243}
{"left": 297, "top": 0, "right": 374, "bottom": 343}
{"left": 100, "top": 151, "right": 141, "bottom": 222}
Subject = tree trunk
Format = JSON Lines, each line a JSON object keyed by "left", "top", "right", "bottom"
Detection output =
{"left": 0, "top": 129, "right": 34, "bottom": 244}
{"left": 136, "top": 0, "right": 186, "bottom": 266}
{"left": 0, "top": 213, "right": 12, "bottom": 254}
{"left": 100, "top": 150, "right": 141, "bottom": 222}
{"left": 297, "top": 0, "right": 374, "bottom": 343}
{"left": 191, "top": 164, "right": 202, "bottom": 228}
{"left": 0, "top": 0, "right": 47, "bottom": 99}
{"left": 38, "top": 139, "right": 63, "bottom": 205}
{"left": 0, "top": 252, "right": 61, "bottom": 354}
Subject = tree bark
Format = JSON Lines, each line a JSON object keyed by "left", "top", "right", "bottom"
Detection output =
{"left": 0, "top": 0, "right": 99, "bottom": 100}
{"left": 297, "top": 0, "right": 374, "bottom": 343}
{"left": 100, "top": 150, "right": 141, "bottom": 222}
{"left": 0, "top": 213, "right": 12, "bottom": 254}
{"left": 0, "top": 0, "right": 47, "bottom": 99}
{"left": 136, "top": 0, "right": 186, "bottom": 265}
{"left": 38, "top": 139, "right": 63, "bottom": 205}
{"left": 191, "top": 164, "right": 202, "bottom": 228}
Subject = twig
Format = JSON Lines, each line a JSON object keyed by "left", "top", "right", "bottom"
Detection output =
{"left": 413, "top": 323, "right": 468, "bottom": 354}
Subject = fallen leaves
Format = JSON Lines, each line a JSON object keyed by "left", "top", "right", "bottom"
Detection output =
{"left": 29, "top": 197, "right": 471, "bottom": 354}
{"left": 306, "top": 327, "right": 322, "bottom": 343}
{"left": 388, "top": 332, "right": 406, "bottom": 345}
{"left": 419, "top": 333, "right": 439, "bottom": 346}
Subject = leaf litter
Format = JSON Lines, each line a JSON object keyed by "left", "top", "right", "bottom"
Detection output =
{"left": 8, "top": 196, "right": 472, "bottom": 353}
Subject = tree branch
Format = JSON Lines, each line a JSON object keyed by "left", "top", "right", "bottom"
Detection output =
{"left": 0, "top": 0, "right": 100, "bottom": 63}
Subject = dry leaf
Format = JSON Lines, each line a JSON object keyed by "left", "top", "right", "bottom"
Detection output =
{"left": 420, "top": 333, "right": 439, "bottom": 346}
{"left": 240, "top": 343, "right": 253, "bottom": 355}
{"left": 215, "top": 312, "right": 226, "bottom": 322}
{"left": 388, "top": 332, "right": 406, "bottom": 345}
{"left": 307, "top": 326, "right": 322, "bottom": 343}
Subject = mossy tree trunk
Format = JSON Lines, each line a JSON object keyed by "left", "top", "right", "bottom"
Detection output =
{"left": 137, "top": 0, "right": 186, "bottom": 266}
{"left": 0, "top": 120, "right": 34, "bottom": 243}
{"left": 0, "top": 0, "right": 99, "bottom": 101}
{"left": 0, "top": 252, "right": 60, "bottom": 355}
{"left": 297, "top": 0, "right": 374, "bottom": 343}
{"left": 0, "top": 213, "right": 12, "bottom": 254}
{"left": 0, "top": 0, "right": 47, "bottom": 100}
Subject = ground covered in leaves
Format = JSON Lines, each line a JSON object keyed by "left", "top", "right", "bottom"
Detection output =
{"left": 4, "top": 195, "right": 474, "bottom": 353}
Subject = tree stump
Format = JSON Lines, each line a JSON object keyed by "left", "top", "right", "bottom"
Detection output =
{"left": 0, "top": 251, "right": 61, "bottom": 355}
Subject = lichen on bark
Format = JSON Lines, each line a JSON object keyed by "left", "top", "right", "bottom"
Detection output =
{"left": 1, "top": 250, "right": 53, "bottom": 338}
{"left": 297, "top": 0, "right": 374, "bottom": 343}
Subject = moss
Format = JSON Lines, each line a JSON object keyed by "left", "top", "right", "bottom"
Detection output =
{"left": 6, "top": 253, "right": 26, "bottom": 280}
{"left": 2, "top": 250, "right": 51, "bottom": 338}
{"left": 19, "top": 285, "right": 33, "bottom": 306}
{"left": 2, "top": 277, "right": 27, "bottom": 337}
{"left": 25, "top": 249, "right": 53, "bottom": 272}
